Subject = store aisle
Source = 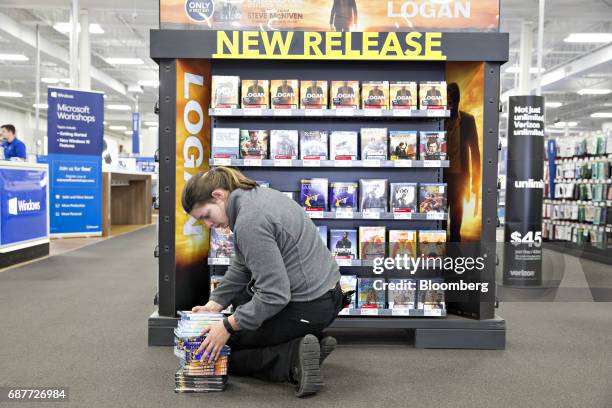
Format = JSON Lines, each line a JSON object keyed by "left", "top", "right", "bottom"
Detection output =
{"left": 0, "top": 226, "right": 610, "bottom": 408}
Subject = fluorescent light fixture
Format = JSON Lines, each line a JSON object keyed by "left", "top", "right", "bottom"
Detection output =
{"left": 590, "top": 112, "right": 612, "bottom": 118}
{"left": 564, "top": 33, "right": 612, "bottom": 43}
{"left": 148, "top": 126, "right": 159, "bottom": 131}
{"left": 109, "top": 125, "right": 127, "bottom": 131}
{"left": 0, "top": 91, "right": 23, "bottom": 98}
{"left": 545, "top": 102, "right": 562, "bottom": 108}
{"left": 32, "top": 103, "right": 48, "bottom": 109}
{"left": 41, "top": 77, "right": 60, "bottom": 84}
{"left": 144, "top": 121, "right": 158, "bottom": 127}
{"left": 107, "top": 104, "right": 131, "bottom": 111}
{"left": 53, "top": 23, "right": 104, "bottom": 34}
{"left": 553, "top": 121, "right": 578, "bottom": 127}
{"left": 104, "top": 57, "right": 144, "bottom": 65}
{"left": 505, "top": 66, "right": 545, "bottom": 74}
{"left": 577, "top": 88, "right": 612, "bottom": 95}
{"left": 124, "top": 130, "right": 133, "bottom": 135}
{"left": 137, "top": 80, "right": 159, "bottom": 87}
{"left": 103, "top": 121, "right": 107, "bottom": 125}
{"left": 0, "top": 53, "right": 28, "bottom": 61}
{"left": 501, "top": 112, "right": 508, "bottom": 118}
{"left": 59, "top": 78, "right": 71, "bottom": 84}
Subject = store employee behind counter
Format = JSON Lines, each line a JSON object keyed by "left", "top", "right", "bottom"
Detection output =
{"left": 182, "top": 167, "right": 347, "bottom": 397}
{"left": 0, "top": 124, "right": 27, "bottom": 160}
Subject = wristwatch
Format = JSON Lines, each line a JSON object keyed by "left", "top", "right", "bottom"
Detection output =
{"left": 223, "top": 317, "right": 237, "bottom": 335}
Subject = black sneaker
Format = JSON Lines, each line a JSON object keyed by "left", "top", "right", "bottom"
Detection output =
{"left": 319, "top": 336, "right": 337, "bottom": 365}
{"left": 292, "top": 334, "right": 323, "bottom": 398}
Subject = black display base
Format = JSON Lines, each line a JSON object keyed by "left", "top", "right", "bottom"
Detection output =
{"left": 0, "top": 243, "right": 49, "bottom": 269}
{"left": 543, "top": 241, "right": 612, "bottom": 266}
{"left": 148, "top": 310, "right": 505, "bottom": 349}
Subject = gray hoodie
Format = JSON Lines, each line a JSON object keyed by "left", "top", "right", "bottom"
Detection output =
{"left": 209, "top": 187, "right": 340, "bottom": 330}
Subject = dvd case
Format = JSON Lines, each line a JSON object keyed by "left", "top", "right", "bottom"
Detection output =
{"left": 240, "top": 130, "right": 269, "bottom": 159}
{"left": 300, "top": 178, "right": 329, "bottom": 210}
{"left": 331, "top": 80, "right": 360, "bottom": 108}
{"left": 390, "top": 183, "right": 418, "bottom": 212}
{"left": 387, "top": 279, "right": 416, "bottom": 309}
{"left": 330, "top": 182, "right": 358, "bottom": 212}
{"left": 419, "top": 183, "right": 447, "bottom": 213}
{"left": 211, "top": 76, "right": 240, "bottom": 108}
{"left": 340, "top": 275, "right": 358, "bottom": 309}
{"left": 420, "top": 131, "right": 447, "bottom": 160}
{"left": 388, "top": 230, "right": 417, "bottom": 258}
{"left": 270, "top": 79, "right": 299, "bottom": 109}
{"left": 360, "top": 128, "right": 388, "bottom": 160}
{"left": 269, "top": 130, "right": 298, "bottom": 159}
{"left": 209, "top": 227, "right": 234, "bottom": 258}
{"left": 211, "top": 128, "right": 240, "bottom": 158}
{"left": 357, "top": 278, "right": 385, "bottom": 308}
{"left": 299, "top": 130, "right": 328, "bottom": 159}
{"left": 362, "top": 81, "right": 389, "bottom": 109}
{"left": 389, "top": 131, "right": 418, "bottom": 160}
{"left": 358, "top": 226, "right": 386, "bottom": 260}
{"left": 359, "top": 179, "right": 388, "bottom": 212}
{"left": 241, "top": 79, "right": 269, "bottom": 108}
{"left": 419, "top": 81, "right": 447, "bottom": 110}
{"left": 390, "top": 81, "right": 417, "bottom": 110}
{"left": 418, "top": 230, "right": 446, "bottom": 258}
{"left": 417, "top": 281, "right": 446, "bottom": 311}
{"left": 330, "top": 229, "right": 357, "bottom": 259}
{"left": 317, "top": 225, "right": 328, "bottom": 246}
{"left": 300, "top": 80, "right": 328, "bottom": 109}
{"left": 329, "top": 131, "right": 358, "bottom": 160}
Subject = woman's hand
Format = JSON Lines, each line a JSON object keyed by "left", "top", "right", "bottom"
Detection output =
{"left": 196, "top": 321, "right": 231, "bottom": 363}
{"left": 192, "top": 301, "right": 223, "bottom": 313}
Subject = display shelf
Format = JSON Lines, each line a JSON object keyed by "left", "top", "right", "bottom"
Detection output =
{"left": 209, "top": 158, "right": 449, "bottom": 168}
{"left": 338, "top": 308, "right": 446, "bottom": 317}
{"left": 542, "top": 220, "right": 611, "bottom": 230}
{"left": 209, "top": 108, "right": 450, "bottom": 118}
{"left": 554, "top": 154, "right": 612, "bottom": 163}
{"left": 543, "top": 199, "right": 612, "bottom": 206}
{"left": 553, "top": 178, "right": 612, "bottom": 184}
{"left": 304, "top": 211, "right": 447, "bottom": 220}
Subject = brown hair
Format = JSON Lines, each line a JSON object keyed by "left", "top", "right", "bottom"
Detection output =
{"left": 181, "top": 166, "right": 257, "bottom": 214}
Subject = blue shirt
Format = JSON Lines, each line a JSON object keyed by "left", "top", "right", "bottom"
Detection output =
{"left": 3, "top": 138, "right": 27, "bottom": 160}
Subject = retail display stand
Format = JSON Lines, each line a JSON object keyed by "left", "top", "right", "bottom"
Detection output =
{"left": 148, "top": 30, "right": 508, "bottom": 349}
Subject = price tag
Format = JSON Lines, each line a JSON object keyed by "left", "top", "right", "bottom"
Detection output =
{"left": 213, "top": 157, "right": 232, "bottom": 166}
{"left": 360, "top": 308, "right": 378, "bottom": 316}
{"left": 210, "top": 258, "right": 230, "bottom": 265}
{"left": 362, "top": 211, "right": 381, "bottom": 219}
{"left": 273, "top": 109, "right": 292, "bottom": 116}
{"left": 306, "top": 211, "right": 324, "bottom": 219}
{"left": 335, "top": 108, "right": 355, "bottom": 116}
{"left": 274, "top": 159, "right": 292, "bottom": 167}
{"left": 304, "top": 109, "right": 323, "bottom": 116}
{"left": 426, "top": 110, "right": 441, "bottom": 117}
{"left": 334, "top": 211, "right": 354, "bottom": 219}
{"left": 334, "top": 160, "right": 352, "bottom": 167}
{"left": 392, "top": 109, "right": 412, "bottom": 117}
{"left": 336, "top": 259, "right": 351, "bottom": 266}
{"left": 302, "top": 159, "right": 321, "bottom": 167}
{"left": 426, "top": 212, "right": 445, "bottom": 220}
{"left": 214, "top": 108, "right": 232, "bottom": 116}
{"left": 391, "top": 308, "right": 411, "bottom": 316}
{"left": 394, "top": 160, "right": 413, "bottom": 168}
{"left": 244, "top": 158, "right": 263, "bottom": 167}
{"left": 425, "top": 308, "right": 443, "bottom": 317}
{"left": 243, "top": 108, "right": 263, "bottom": 116}
{"left": 364, "top": 109, "right": 382, "bottom": 117}
{"left": 424, "top": 160, "right": 441, "bottom": 167}
{"left": 338, "top": 308, "right": 350, "bottom": 316}
{"left": 363, "top": 159, "right": 381, "bottom": 167}
{"left": 394, "top": 212, "right": 412, "bottom": 220}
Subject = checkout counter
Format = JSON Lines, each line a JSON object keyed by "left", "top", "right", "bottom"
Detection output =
{"left": 0, "top": 161, "right": 49, "bottom": 268}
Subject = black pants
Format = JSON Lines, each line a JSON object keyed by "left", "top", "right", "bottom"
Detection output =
{"left": 227, "top": 283, "right": 343, "bottom": 382}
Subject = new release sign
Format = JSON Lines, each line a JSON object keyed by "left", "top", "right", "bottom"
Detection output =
{"left": 47, "top": 88, "right": 104, "bottom": 236}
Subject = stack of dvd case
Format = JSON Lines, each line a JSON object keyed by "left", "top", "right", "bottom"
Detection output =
{"left": 174, "top": 312, "right": 230, "bottom": 393}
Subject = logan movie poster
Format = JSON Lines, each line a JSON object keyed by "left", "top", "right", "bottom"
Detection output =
{"left": 444, "top": 62, "right": 484, "bottom": 242}
{"left": 175, "top": 59, "right": 211, "bottom": 298}
{"left": 161, "top": 0, "right": 499, "bottom": 32}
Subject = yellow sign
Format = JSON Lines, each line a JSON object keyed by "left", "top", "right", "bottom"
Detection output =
{"left": 213, "top": 31, "right": 446, "bottom": 61}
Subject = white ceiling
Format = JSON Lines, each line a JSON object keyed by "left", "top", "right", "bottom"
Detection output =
{"left": 0, "top": 0, "right": 610, "bottom": 138}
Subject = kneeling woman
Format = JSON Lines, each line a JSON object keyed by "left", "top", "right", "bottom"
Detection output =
{"left": 182, "top": 167, "right": 342, "bottom": 397}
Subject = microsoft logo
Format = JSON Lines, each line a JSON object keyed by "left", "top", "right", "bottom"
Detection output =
{"left": 8, "top": 197, "right": 17, "bottom": 215}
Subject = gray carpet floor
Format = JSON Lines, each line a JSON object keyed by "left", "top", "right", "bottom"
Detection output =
{"left": 0, "top": 226, "right": 611, "bottom": 408}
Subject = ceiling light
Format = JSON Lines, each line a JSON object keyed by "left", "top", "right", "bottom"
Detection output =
{"left": 564, "top": 33, "right": 612, "bottom": 43}
{"left": 107, "top": 104, "right": 131, "bottom": 111}
{"left": 144, "top": 121, "right": 158, "bottom": 127}
{"left": 104, "top": 57, "right": 144, "bottom": 65}
{"left": 505, "top": 66, "right": 545, "bottom": 74}
{"left": 577, "top": 88, "right": 612, "bottom": 95}
{"left": 109, "top": 125, "right": 127, "bottom": 131}
{"left": 553, "top": 121, "right": 578, "bottom": 127}
{"left": 545, "top": 102, "right": 562, "bottom": 108}
{"left": 0, "top": 91, "right": 23, "bottom": 98}
{"left": 41, "top": 77, "right": 60, "bottom": 84}
{"left": 138, "top": 80, "right": 159, "bottom": 87}
{"left": 590, "top": 112, "right": 612, "bottom": 118}
{"left": 148, "top": 126, "right": 159, "bottom": 131}
{"left": 32, "top": 103, "right": 48, "bottom": 109}
{"left": 0, "top": 53, "right": 28, "bottom": 61}
{"left": 59, "top": 78, "right": 71, "bottom": 84}
{"left": 124, "top": 130, "right": 133, "bottom": 135}
{"left": 103, "top": 121, "right": 107, "bottom": 125}
{"left": 53, "top": 23, "right": 104, "bottom": 34}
